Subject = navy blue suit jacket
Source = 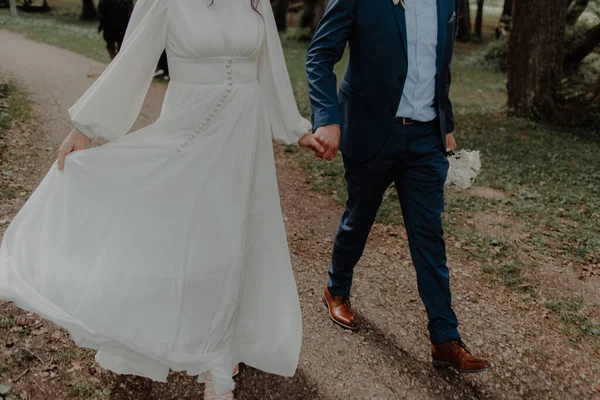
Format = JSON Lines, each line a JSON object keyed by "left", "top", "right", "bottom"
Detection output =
{"left": 306, "top": 0, "right": 460, "bottom": 162}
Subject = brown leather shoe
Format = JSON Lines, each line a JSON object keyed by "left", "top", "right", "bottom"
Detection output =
{"left": 432, "top": 341, "right": 492, "bottom": 374}
{"left": 323, "top": 287, "right": 359, "bottom": 330}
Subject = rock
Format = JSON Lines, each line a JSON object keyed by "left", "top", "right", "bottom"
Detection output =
{"left": 0, "top": 385, "right": 11, "bottom": 395}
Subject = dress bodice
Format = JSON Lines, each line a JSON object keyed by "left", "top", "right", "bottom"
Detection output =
{"left": 68, "top": 0, "right": 311, "bottom": 146}
{"left": 167, "top": 0, "right": 265, "bottom": 61}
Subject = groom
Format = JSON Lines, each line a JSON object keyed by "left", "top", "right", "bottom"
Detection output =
{"left": 306, "top": 0, "right": 491, "bottom": 373}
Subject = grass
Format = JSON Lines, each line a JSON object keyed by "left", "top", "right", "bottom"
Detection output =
{"left": 0, "top": 80, "right": 29, "bottom": 142}
{"left": 0, "top": 5, "right": 110, "bottom": 63}
{"left": 482, "top": 260, "right": 530, "bottom": 292}
{"left": 0, "top": 80, "right": 30, "bottom": 208}
{"left": 0, "top": 313, "right": 15, "bottom": 329}
{"left": 546, "top": 297, "right": 600, "bottom": 338}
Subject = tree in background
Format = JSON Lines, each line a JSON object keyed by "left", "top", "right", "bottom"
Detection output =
{"left": 300, "top": 0, "right": 327, "bottom": 33}
{"left": 81, "top": 0, "right": 98, "bottom": 21}
{"left": 457, "top": 0, "right": 471, "bottom": 41}
{"left": 501, "top": 0, "right": 512, "bottom": 18}
{"left": 475, "top": 0, "right": 485, "bottom": 40}
{"left": 507, "top": 0, "right": 568, "bottom": 121}
{"left": 9, "top": 0, "right": 17, "bottom": 16}
{"left": 566, "top": 0, "right": 590, "bottom": 26}
{"left": 563, "top": 0, "right": 600, "bottom": 71}
{"left": 496, "top": 0, "right": 511, "bottom": 38}
{"left": 272, "top": 0, "right": 289, "bottom": 31}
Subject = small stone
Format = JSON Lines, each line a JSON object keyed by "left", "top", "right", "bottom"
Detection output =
{"left": 0, "top": 385, "right": 11, "bottom": 395}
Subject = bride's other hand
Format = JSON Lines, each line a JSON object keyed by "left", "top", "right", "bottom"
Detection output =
{"left": 299, "top": 133, "right": 327, "bottom": 159}
{"left": 57, "top": 128, "right": 92, "bottom": 171}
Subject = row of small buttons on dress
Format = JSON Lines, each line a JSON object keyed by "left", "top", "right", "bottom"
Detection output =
{"left": 176, "top": 58, "right": 234, "bottom": 152}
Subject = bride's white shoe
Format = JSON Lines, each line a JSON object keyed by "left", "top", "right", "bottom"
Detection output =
{"left": 203, "top": 372, "right": 234, "bottom": 400}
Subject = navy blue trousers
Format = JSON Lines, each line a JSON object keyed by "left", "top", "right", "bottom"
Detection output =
{"left": 328, "top": 121, "right": 461, "bottom": 345}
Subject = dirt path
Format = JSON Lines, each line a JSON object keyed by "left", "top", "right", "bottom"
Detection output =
{"left": 1, "top": 30, "right": 599, "bottom": 400}
{"left": 0, "top": 30, "right": 166, "bottom": 147}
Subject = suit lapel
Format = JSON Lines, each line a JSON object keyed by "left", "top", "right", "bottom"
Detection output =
{"left": 436, "top": 0, "right": 449, "bottom": 74}
{"left": 391, "top": 1, "right": 408, "bottom": 58}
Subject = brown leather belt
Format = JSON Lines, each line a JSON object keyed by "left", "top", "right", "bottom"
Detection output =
{"left": 394, "top": 117, "right": 423, "bottom": 125}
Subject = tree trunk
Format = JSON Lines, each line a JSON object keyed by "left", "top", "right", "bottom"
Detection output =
{"left": 475, "top": 0, "right": 484, "bottom": 39}
{"left": 496, "top": 0, "right": 512, "bottom": 39}
{"left": 590, "top": 74, "right": 600, "bottom": 98}
{"left": 9, "top": 0, "right": 17, "bottom": 17}
{"left": 272, "top": 0, "right": 289, "bottom": 31}
{"left": 566, "top": 0, "right": 589, "bottom": 26}
{"left": 507, "top": 0, "right": 568, "bottom": 121}
{"left": 300, "top": 0, "right": 327, "bottom": 32}
{"left": 80, "top": 0, "right": 97, "bottom": 21}
{"left": 501, "top": 0, "right": 512, "bottom": 18}
{"left": 564, "top": 23, "right": 600, "bottom": 71}
{"left": 457, "top": 0, "right": 471, "bottom": 42}
{"left": 300, "top": 0, "right": 316, "bottom": 28}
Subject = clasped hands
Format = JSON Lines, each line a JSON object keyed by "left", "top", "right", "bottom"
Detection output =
{"left": 298, "top": 124, "right": 340, "bottom": 162}
{"left": 300, "top": 125, "right": 458, "bottom": 162}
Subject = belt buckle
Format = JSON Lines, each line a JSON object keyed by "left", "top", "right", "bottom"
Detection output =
{"left": 402, "top": 117, "right": 415, "bottom": 125}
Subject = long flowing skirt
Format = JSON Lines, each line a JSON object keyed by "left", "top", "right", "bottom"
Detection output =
{"left": 0, "top": 80, "right": 302, "bottom": 395}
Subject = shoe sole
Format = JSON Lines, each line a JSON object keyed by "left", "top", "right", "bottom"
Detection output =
{"left": 432, "top": 360, "right": 493, "bottom": 374}
{"left": 323, "top": 296, "right": 359, "bottom": 331}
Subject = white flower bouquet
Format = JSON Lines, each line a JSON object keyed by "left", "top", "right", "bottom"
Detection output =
{"left": 445, "top": 149, "right": 481, "bottom": 189}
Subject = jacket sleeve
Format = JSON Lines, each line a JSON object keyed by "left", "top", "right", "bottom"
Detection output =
{"left": 68, "top": 0, "right": 168, "bottom": 141}
{"left": 305, "top": 0, "right": 357, "bottom": 131}
{"left": 445, "top": 0, "right": 461, "bottom": 134}
{"left": 445, "top": 70, "right": 455, "bottom": 134}
{"left": 257, "top": 0, "right": 311, "bottom": 145}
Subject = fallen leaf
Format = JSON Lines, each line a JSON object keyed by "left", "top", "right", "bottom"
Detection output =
{"left": 32, "top": 327, "right": 47, "bottom": 336}
{"left": 0, "top": 384, "right": 11, "bottom": 395}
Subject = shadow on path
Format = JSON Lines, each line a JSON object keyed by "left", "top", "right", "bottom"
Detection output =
{"left": 356, "top": 314, "right": 496, "bottom": 400}
{"left": 100, "top": 366, "right": 327, "bottom": 400}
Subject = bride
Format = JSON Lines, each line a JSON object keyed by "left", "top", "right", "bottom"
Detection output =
{"left": 0, "top": 0, "right": 325, "bottom": 398}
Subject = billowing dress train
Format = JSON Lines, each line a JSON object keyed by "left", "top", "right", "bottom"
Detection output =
{"left": 0, "top": 0, "right": 310, "bottom": 394}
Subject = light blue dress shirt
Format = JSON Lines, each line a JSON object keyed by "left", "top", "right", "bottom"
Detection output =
{"left": 396, "top": 0, "right": 438, "bottom": 122}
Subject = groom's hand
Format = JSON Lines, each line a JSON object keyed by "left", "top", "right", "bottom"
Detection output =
{"left": 446, "top": 132, "right": 457, "bottom": 152}
{"left": 314, "top": 125, "right": 341, "bottom": 161}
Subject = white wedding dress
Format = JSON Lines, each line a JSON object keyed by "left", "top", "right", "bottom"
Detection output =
{"left": 0, "top": 0, "right": 310, "bottom": 394}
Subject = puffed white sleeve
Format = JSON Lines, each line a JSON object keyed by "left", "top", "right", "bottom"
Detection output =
{"left": 68, "top": 0, "right": 168, "bottom": 141}
{"left": 257, "top": 0, "right": 312, "bottom": 145}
